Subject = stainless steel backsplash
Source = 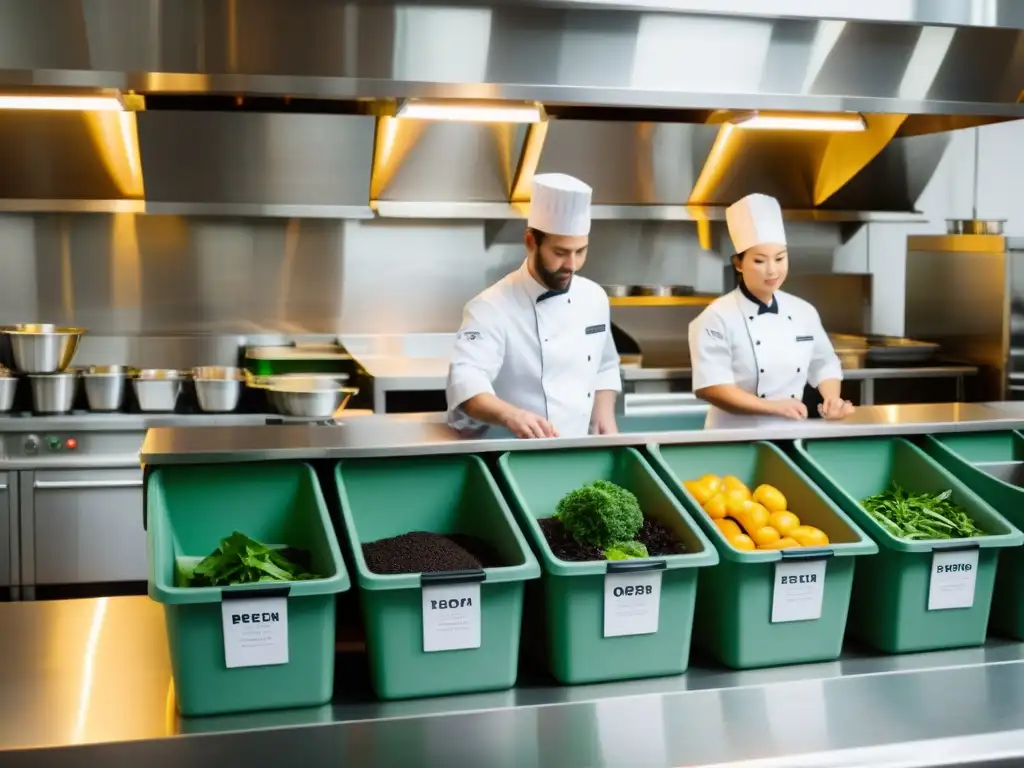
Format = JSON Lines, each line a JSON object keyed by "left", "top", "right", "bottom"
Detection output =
{"left": 0, "top": 213, "right": 868, "bottom": 367}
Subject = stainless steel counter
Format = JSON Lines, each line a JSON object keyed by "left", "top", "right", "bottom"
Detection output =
{"left": 141, "top": 402, "right": 1024, "bottom": 466}
{"left": 0, "top": 411, "right": 373, "bottom": 433}
{"left": 5, "top": 596, "right": 1024, "bottom": 766}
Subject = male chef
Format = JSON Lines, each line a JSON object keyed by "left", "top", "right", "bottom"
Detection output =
{"left": 446, "top": 173, "right": 621, "bottom": 439}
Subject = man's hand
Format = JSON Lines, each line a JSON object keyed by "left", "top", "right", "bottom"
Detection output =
{"left": 768, "top": 399, "right": 808, "bottom": 420}
{"left": 591, "top": 415, "right": 619, "bottom": 436}
{"left": 501, "top": 407, "right": 559, "bottom": 439}
{"left": 819, "top": 397, "right": 855, "bottom": 420}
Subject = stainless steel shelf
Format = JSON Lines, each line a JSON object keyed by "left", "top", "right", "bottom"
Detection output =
{"left": 141, "top": 402, "right": 1024, "bottom": 466}
{"left": 3, "top": 596, "right": 1024, "bottom": 767}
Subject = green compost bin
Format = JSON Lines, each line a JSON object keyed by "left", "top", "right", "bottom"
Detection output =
{"left": 496, "top": 446, "right": 719, "bottom": 685}
{"left": 648, "top": 441, "right": 877, "bottom": 670}
{"left": 792, "top": 436, "right": 1024, "bottom": 654}
{"left": 333, "top": 454, "right": 540, "bottom": 701}
{"left": 922, "top": 431, "right": 1024, "bottom": 640}
{"left": 147, "top": 461, "right": 350, "bottom": 717}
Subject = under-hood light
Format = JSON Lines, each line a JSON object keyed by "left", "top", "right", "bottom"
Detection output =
{"left": 731, "top": 111, "right": 866, "bottom": 132}
{"left": 0, "top": 93, "right": 126, "bottom": 112}
{"left": 396, "top": 99, "right": 544, "bottom": 123}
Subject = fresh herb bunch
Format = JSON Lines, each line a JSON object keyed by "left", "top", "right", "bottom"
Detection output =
{"left": 860, "top": 484, "right": 987, "bottom": 540}
{"left": 556, "top": 480, "right": 643, "bottom": 550}
{"left": 183, "top": 531, "right": 320, "bottom": 587}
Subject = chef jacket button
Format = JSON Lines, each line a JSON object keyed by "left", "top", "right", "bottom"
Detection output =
{"left": 791, "top": 394, "right": 796, "bottom": 398}
{"left": 759, "top": 394, "right": 765, "bottom": 398}
{"left": 797, "top": 367, "right": 801, "bottom": 373}
{"left": 749, "top": 315, "right": 754, "bottom": 320}
{"left": 759, "top": 368, "right": 764, "bottom": 373}
{"left": 788, "top": 315, "right": 792, "bottom": 320}
{"left": 588, "top": 355, "right": 591, "bottom": 361}
{"left": 756, "top": 340, "right": 761, "bottom": 346}
{"left": 587, "top": 392, "right": 591, "bottom": 398}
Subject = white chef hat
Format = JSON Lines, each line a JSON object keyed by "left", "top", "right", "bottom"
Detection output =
{"left": 726, "top": 193, "right": 787, "bottom": 253}
{"left": 528, "top": 173, "right": 592, "bottom": 236}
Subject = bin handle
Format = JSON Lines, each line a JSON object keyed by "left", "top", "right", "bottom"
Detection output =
{"left": 781, "top": 548, "right": 834, "bottom": 562}
{"left": 930, "top": 541, "right": 981, "bottom": 553}
{"left": 606, "top": 559, "right": 668, "bottom": 574}
{"left": 421, "top": 569, "right": 486, "bottom": 586}
{"left": 222, "top": 585, "right": 292, "bottom": 600}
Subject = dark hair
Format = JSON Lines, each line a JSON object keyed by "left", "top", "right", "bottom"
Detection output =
{"left": 527, "top": 227, "right": 547, "bottom": 246}
{"left": 731, "top": 252, "right": 743, "bottom": 288}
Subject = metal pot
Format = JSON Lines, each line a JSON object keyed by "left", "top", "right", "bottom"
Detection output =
{"left": 4, "top": 324, "right": 85, "bottom": 374}
{"left": 133, "top": 369, "right": 184, "bottom": 412}
{"left": 29, "top": 372, "right": 79, "bottom": 414}
{"left": 83, "top": 365, "right": 131, "bottom": 412}
{"left": 946, "top": 218, "right": 1005, "bottom": 235}
{"left": 0, "top": 373, "right": 15, "bottom": 412}
{"left": 193, "top": 366, "right": 244, "bottom": 413}
{"left": 267, "top": 379, "right": 357, "bottom": 419}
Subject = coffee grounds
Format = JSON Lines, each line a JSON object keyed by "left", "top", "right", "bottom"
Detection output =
{"left": 362, "top": 531, "right": 501, "bottom": 575}
{"left": 538, "top": 516, "right": 686, "bottom": 562}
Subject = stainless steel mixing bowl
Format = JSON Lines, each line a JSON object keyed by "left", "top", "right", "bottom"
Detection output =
{"left": 133, "top": 369, "right": 184, "bottom": 412}
{"left": 83, "top": 365, "right": 131, "bottom": 412}
{"left": 266, "top": 379, "right": 357, "bottom": 419}
{"left": 4, "top": 324, "right": 85, "bottom": 374}
{"left": 193, "top": 366, "right": 244, "bottom": 413}
{"left": 29, "top": 371, "right": 79, "bottom": 414}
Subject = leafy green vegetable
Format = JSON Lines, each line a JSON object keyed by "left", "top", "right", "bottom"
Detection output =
{"left": 182, "top": 531, "right": 320, "bottom": 587}
{"left": 604, "top": 541, "right": 650, "bottom": 561}
{"left": 556, "top": 480, "right": 643, "bottom": 549}
{"left": 860, "top": 484, "right": 987, "bottom": 540}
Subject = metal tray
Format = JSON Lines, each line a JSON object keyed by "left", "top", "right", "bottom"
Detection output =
{"left": 864, "top": 335, "right": 940, "bottom": 364}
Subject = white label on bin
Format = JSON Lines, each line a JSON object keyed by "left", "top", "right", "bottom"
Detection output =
{"left": 603, "top": 570, "right": 662, "bottom": 638}
{"left": 928, "top": 548, "right": 979, "bottom": 611}
{"left": 422, "top": 582, "right": 482, "bottom": 653}
{"left": 221, "top": 596, "right": 289, "bottom": 669}
{"left": 771, "top": 559, "right": 827, "bottom": 623}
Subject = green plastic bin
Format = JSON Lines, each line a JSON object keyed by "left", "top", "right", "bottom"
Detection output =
{"left": 496, "top": 447, "right": 719, "bottom": 685}
{"left": 922, "top": 431, "right": 1024, "bottom": 640}
{"left": 333, "top": 454, "right": 540, "bottom": 700}
{"left": 792, "top": 436, "right": 1024, "bottom": 654}
{"left": 648, "top": 441, "right": 877, "bottom": 669}
{"left": 147, "top": 461, "right": 350, "bottom": 717}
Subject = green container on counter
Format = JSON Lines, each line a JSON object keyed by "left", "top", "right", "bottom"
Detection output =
{"left": 792, "top": 436, "right": 1023, "bottom": 654}
{"left": 496, "top": 447, "right": 718, "bottom": 685}
{"left": 333, "top": 454, "right": 540, "bottom": 701}
{"left": 147, "top": 461, "right": 350, "bottom": 717}
{"left": 921, "top": 431, "right": 1024, "bottom": 640}
{"left": 647, "top": 441, "right": 877, "bottom": 670}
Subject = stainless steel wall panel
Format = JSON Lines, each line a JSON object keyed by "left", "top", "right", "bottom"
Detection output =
{"left": 136, "top": 112, "right": 375, "bottom": 211}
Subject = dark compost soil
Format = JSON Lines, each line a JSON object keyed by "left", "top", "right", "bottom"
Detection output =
{"left": 362, "top": 531, "right": 504, "bottom": 575}
{"left": 537, "top": 516, "right": 686, "bottom": 562}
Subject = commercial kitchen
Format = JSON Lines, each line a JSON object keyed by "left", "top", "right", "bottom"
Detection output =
{"left": 6, "top": 1, "right": 1024, "bottom": 766}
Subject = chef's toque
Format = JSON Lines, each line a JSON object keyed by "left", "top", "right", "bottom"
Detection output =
{"left": 726, "top": 193, "right": 787, "bottom": 253}
{"left": 528, "top": 173, "right": 592, "bottom": 236}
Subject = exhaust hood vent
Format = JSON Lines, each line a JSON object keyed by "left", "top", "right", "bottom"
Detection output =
{"left": 137, "top": 112, "right": 375, "bottom": 218}
{"left": 0, "top": 110, "right": 143, "bottom": 211}
{"left": 371, "top": 118, "right": 531, "bottom": 219}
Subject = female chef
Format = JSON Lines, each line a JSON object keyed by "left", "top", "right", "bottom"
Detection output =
{"left": 688, "top": 193, "right": 854, "bottom": 429}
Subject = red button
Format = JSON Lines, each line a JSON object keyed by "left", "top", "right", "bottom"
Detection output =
{"left": 65, "top": 438, "right": 77, "bottom": 450}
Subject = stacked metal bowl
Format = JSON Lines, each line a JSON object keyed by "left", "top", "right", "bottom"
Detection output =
{"left": 247, "top": 373, "right": 356, "bottom": 419}
{"left": 1, "top": 324, "right": 86, "bottom": 414}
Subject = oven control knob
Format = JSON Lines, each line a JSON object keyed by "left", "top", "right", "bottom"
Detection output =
{"left": 23, "top": 435, "right": 39, "bottom": 455}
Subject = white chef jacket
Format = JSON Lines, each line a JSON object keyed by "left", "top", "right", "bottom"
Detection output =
{"left": 689, "top": 287, "right": 843, "bottom": 429}
{"left": 446, "top": 261, "right": 622, "bottom": 437}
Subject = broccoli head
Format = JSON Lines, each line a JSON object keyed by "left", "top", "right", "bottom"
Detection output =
{"left": 556, "top": 480, "right": 644, "bottom": 549}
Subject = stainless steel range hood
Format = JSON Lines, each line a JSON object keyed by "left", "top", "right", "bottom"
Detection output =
{"left": 0, "top": 1, "right": 1018, "bottom": 219}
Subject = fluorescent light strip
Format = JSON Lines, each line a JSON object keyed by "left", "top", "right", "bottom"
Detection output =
{"left": 397, "top": 101, "right": 542, "bottom": 123}
{"left": 734, "top": 114, "right": 865, "bottom": 132}
{"left": 0, "top": 95, "right": 124, "bottom": 112}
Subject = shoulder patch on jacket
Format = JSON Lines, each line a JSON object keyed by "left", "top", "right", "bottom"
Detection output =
{"left": 706, "top": 327, "right": 725, "bottom": 341}
{"left": 458, "top": 330, "right": 482, "bottom": 341}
